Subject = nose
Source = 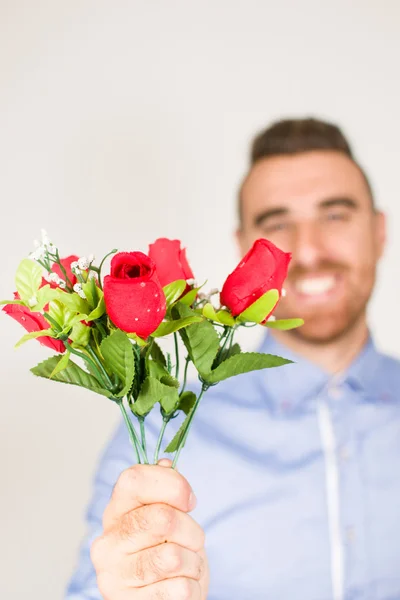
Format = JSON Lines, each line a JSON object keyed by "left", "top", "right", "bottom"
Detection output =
{"left": 291, "top": 220, "right": 325, "bottom": 269}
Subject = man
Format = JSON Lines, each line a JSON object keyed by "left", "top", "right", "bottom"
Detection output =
{"left": 66, "top": 118, "right": 400, "bottom": 600}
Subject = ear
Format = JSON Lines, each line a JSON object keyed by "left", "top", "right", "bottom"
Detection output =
{"left": 374, "top": 211, "right": 386, "bottom": 259}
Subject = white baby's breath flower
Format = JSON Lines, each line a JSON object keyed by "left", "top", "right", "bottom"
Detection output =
{"left": 70, "top": 261, "right": 81, "bottom": 274}
{"left": 28, "top": 295, "right": 38, "bottom": 307}
{"left": 87, "top": 271, "right": 97, "bottom": 280}
{"left": 77, "top": 257, "right": 90, "bottom": 271}
{"left": 59, "top": 281, "right": 66, "bottom": 289}
{"left": 41, "top": 229, "right": 51, "bottom": 247}
{"left": 73, "top": 283, "right": 86, "bottom": 299}
{"left": 29, "top": 246, "right": 46, "bottom": 261}
{"left": 48, "top": 273, "right": 60, "bottom": 283}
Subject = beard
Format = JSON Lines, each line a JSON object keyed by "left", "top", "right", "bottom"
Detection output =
{"left": 273, "top": 262, "right": 375, "bottom": 345}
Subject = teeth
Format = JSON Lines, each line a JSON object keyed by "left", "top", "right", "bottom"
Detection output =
{"left": 295, "top": 276, "right": 335, "bottom": 296}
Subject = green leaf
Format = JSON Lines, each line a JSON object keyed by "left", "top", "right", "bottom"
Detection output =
{"left": 70, "top": 322, "right": 91, "bottom": 346}
{"left": 14, "top": 328, "right": 54, "bottom": 349}
{"left": 216, "top": 309, "right": 236, "bottom": 326}
{"left": 126, "top": 332, "right": 148, "bottom": 347}
{"left": 152, "top": 315, "right": 203, "bottom": 337}
{"left": 179, "top": 283, "right": 205, "bottom": 306}
{"left": 86, "top": 296, "right": 105, "bottom": 321}
{"left": 238, "top": 289, "right": 279, "bottom": 323}
{"left": 31, "top": 285, "right": 60, "bottom": 312}
{"left": 49, "top": 351, "right": 71, "bottom": 378}
{"left": 163, "top": 280, "right": 186, "bottom": 307}
{"left": 81, "top": 278, "right": 99, "bottom": 309}
{"left": 31, "top": 355, "right": 111, "bottom": 397}
{"left": 150, "top": 340, "right": 167, "bottom": 367}
{"left": 0, "top": 299, "right": 25, "bottom": 306}
{"left": 178, "top": 391, "right": 197, "bottom": 415}
{"left": 100, "top": 330, "right": 135, "bottom": 398}
{"left": 55, "top": 290, "right": 90, "bottom": 314}
{"left": 164, "top": 410, "right": 192, "bottom": 453}
{"left": 48, "top": 299, "right": 76, "bottom": 329}
{"left": 218, "top": 342, "right": 241, "bottom": 364}
{"left": 203, "top": 303, "right": 235, "bottom": 326}
{"left": 263, "top": 318, "right": 304, "bottom": 331}
{"left": 15, "top": 259, "right": 43, "bottom": 303}
{"left": 176, "top": 303, "right": 220, "bottom": 376}
{"left": 160, "top": 374, "right": 180, "bottom": 389}
{"left": 203, "top": 352, "right": 292, "bottom": 384}
{"left": 132, "top": 376, "right": 179, "bottom": 416}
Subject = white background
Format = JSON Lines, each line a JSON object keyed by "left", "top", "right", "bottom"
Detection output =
{"left": 0, "top": 1, "right": 399, "bottom": 598}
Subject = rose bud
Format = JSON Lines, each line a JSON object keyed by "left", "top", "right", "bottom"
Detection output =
{"left": 220, "top": 238, "right": 291, "bottom": 318}
{"left": 148, "top": 238, "right": 194, "bottom": 289}
{"left": 3, "top": 302, "right": 65, "bottom": 352}
{"left": 103, "top": 252, "right": 166, "bottom": 338}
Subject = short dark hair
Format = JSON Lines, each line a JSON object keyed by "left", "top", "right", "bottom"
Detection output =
{"left": 239, "top": 117, "right": 375, "bottom": 224}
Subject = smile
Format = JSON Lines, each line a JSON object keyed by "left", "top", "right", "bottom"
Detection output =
{"left": 294, "top": 275, "right": 337, "bottom": 296}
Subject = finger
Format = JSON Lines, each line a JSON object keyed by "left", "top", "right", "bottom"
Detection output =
{"left": 109, "top": 502, "right": 205, "bottom": 554}
{"left": 119, "top": 542, "right": 205, "bottom": 587}
{"left": 97, "top": 576, "right": 202, "bottom": 600}
{"left": 157, "top": 458, "right": 173, "bottom": 468}
{"left": 104, "top": 464, "right": 197, "bottom": 529}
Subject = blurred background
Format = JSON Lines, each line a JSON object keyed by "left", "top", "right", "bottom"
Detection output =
{"left": 0, "top": 1, "right": 399, "bottom": 598}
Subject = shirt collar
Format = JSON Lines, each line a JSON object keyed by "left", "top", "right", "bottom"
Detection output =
{"left": 256, "top": 331, "right": 381, "bottom": 411}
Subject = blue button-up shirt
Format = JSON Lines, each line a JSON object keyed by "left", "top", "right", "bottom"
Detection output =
{"left": 66, "top": 335, "right": 400, "bottom": 600}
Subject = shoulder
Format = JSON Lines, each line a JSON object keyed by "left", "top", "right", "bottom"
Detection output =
{"left": 374, "top": 350, "right": 400, "bottom": 396}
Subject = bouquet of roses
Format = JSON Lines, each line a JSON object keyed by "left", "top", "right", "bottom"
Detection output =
{"left": 1, "top": 231, "right": 302, "bottom": 468}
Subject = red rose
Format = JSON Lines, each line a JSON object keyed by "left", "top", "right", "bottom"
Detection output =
{"left": 220, "top": 238, "right": 291, "bottom": 317}
{"left": 3, "top": 302, "right": 65, "bottom": 353}
{"left": 49, "top": 255, "right": 79, "bottom": 288}
{"left": 148, "top": 238, "right": 194, "bottom": 288}
{"left": 103, "top": 252, "right": 166, "bottom": 338}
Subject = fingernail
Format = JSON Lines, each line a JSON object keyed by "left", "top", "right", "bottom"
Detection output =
{"left": 189, "top": 490, "right": 197, "bottom": 510}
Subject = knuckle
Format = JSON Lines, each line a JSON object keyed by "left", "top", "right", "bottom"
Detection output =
{"left": 171, "top": 475, "right": 191, "bottom": 506}
{"left": 157, "top": 543, "right": 182, "bottom": 573}
{"left": 96, "top": 572, "right": 116, "bottom": 600}
{"left": 115, "top": 465, "right": 142, "bottom": 495}
{"left": 151, "top": 504, "right": 176, "bottom": 538}
{"left": 171, "top": 577, "right": 198, "bottom": 600}
{"left": 90, "top": 535, "right": 108, "bottom": 569}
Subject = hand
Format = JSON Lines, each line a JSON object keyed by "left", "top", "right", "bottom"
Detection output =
{"left": 91, "top": 459, "right": 209, "bottom": 599}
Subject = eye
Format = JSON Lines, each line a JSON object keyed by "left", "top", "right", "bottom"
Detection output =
{"left": 263, "top": 221, "right": 289, "bottom": 233}
{"left": 324, "top": 211, "right": 350, "bottom": 222}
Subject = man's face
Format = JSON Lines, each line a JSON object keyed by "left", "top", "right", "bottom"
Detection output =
{"left": 238, "top": 151, "right": 386, "bottom": 343}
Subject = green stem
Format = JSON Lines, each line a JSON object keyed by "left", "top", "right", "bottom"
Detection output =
{"left": 55, "top": 249, "right": 74, "bottom": 291}
{"left": 118, "top": 400, "right": 143, "bottom": 464}
{"left": 154, "top": 416, "right": 169, "bottom": 464}
{"left": 214, "top": 326, "right": 231, "bottom": 365}
{"left": 97, "top": 249, "right": 118, "bottom": 290}
{"left": 63, "top": 340, "right": 108, "bottom": 388}
{"left": 180, "top": 356, "right": 190, "bottom": 395}
{"left": 172, "top": 386, "right": 208, "bottom": 469}
{"left": 95, "top": 320, "right": 108, "bottom": 339}
{"left": 138, "top": 416, "right": 149, "bottom": 464}
{"left": 86, "top": 345, "right": 113, "bottom": 389}
{"left": 174, "top": 332, "right": 179, "bottom": 380}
